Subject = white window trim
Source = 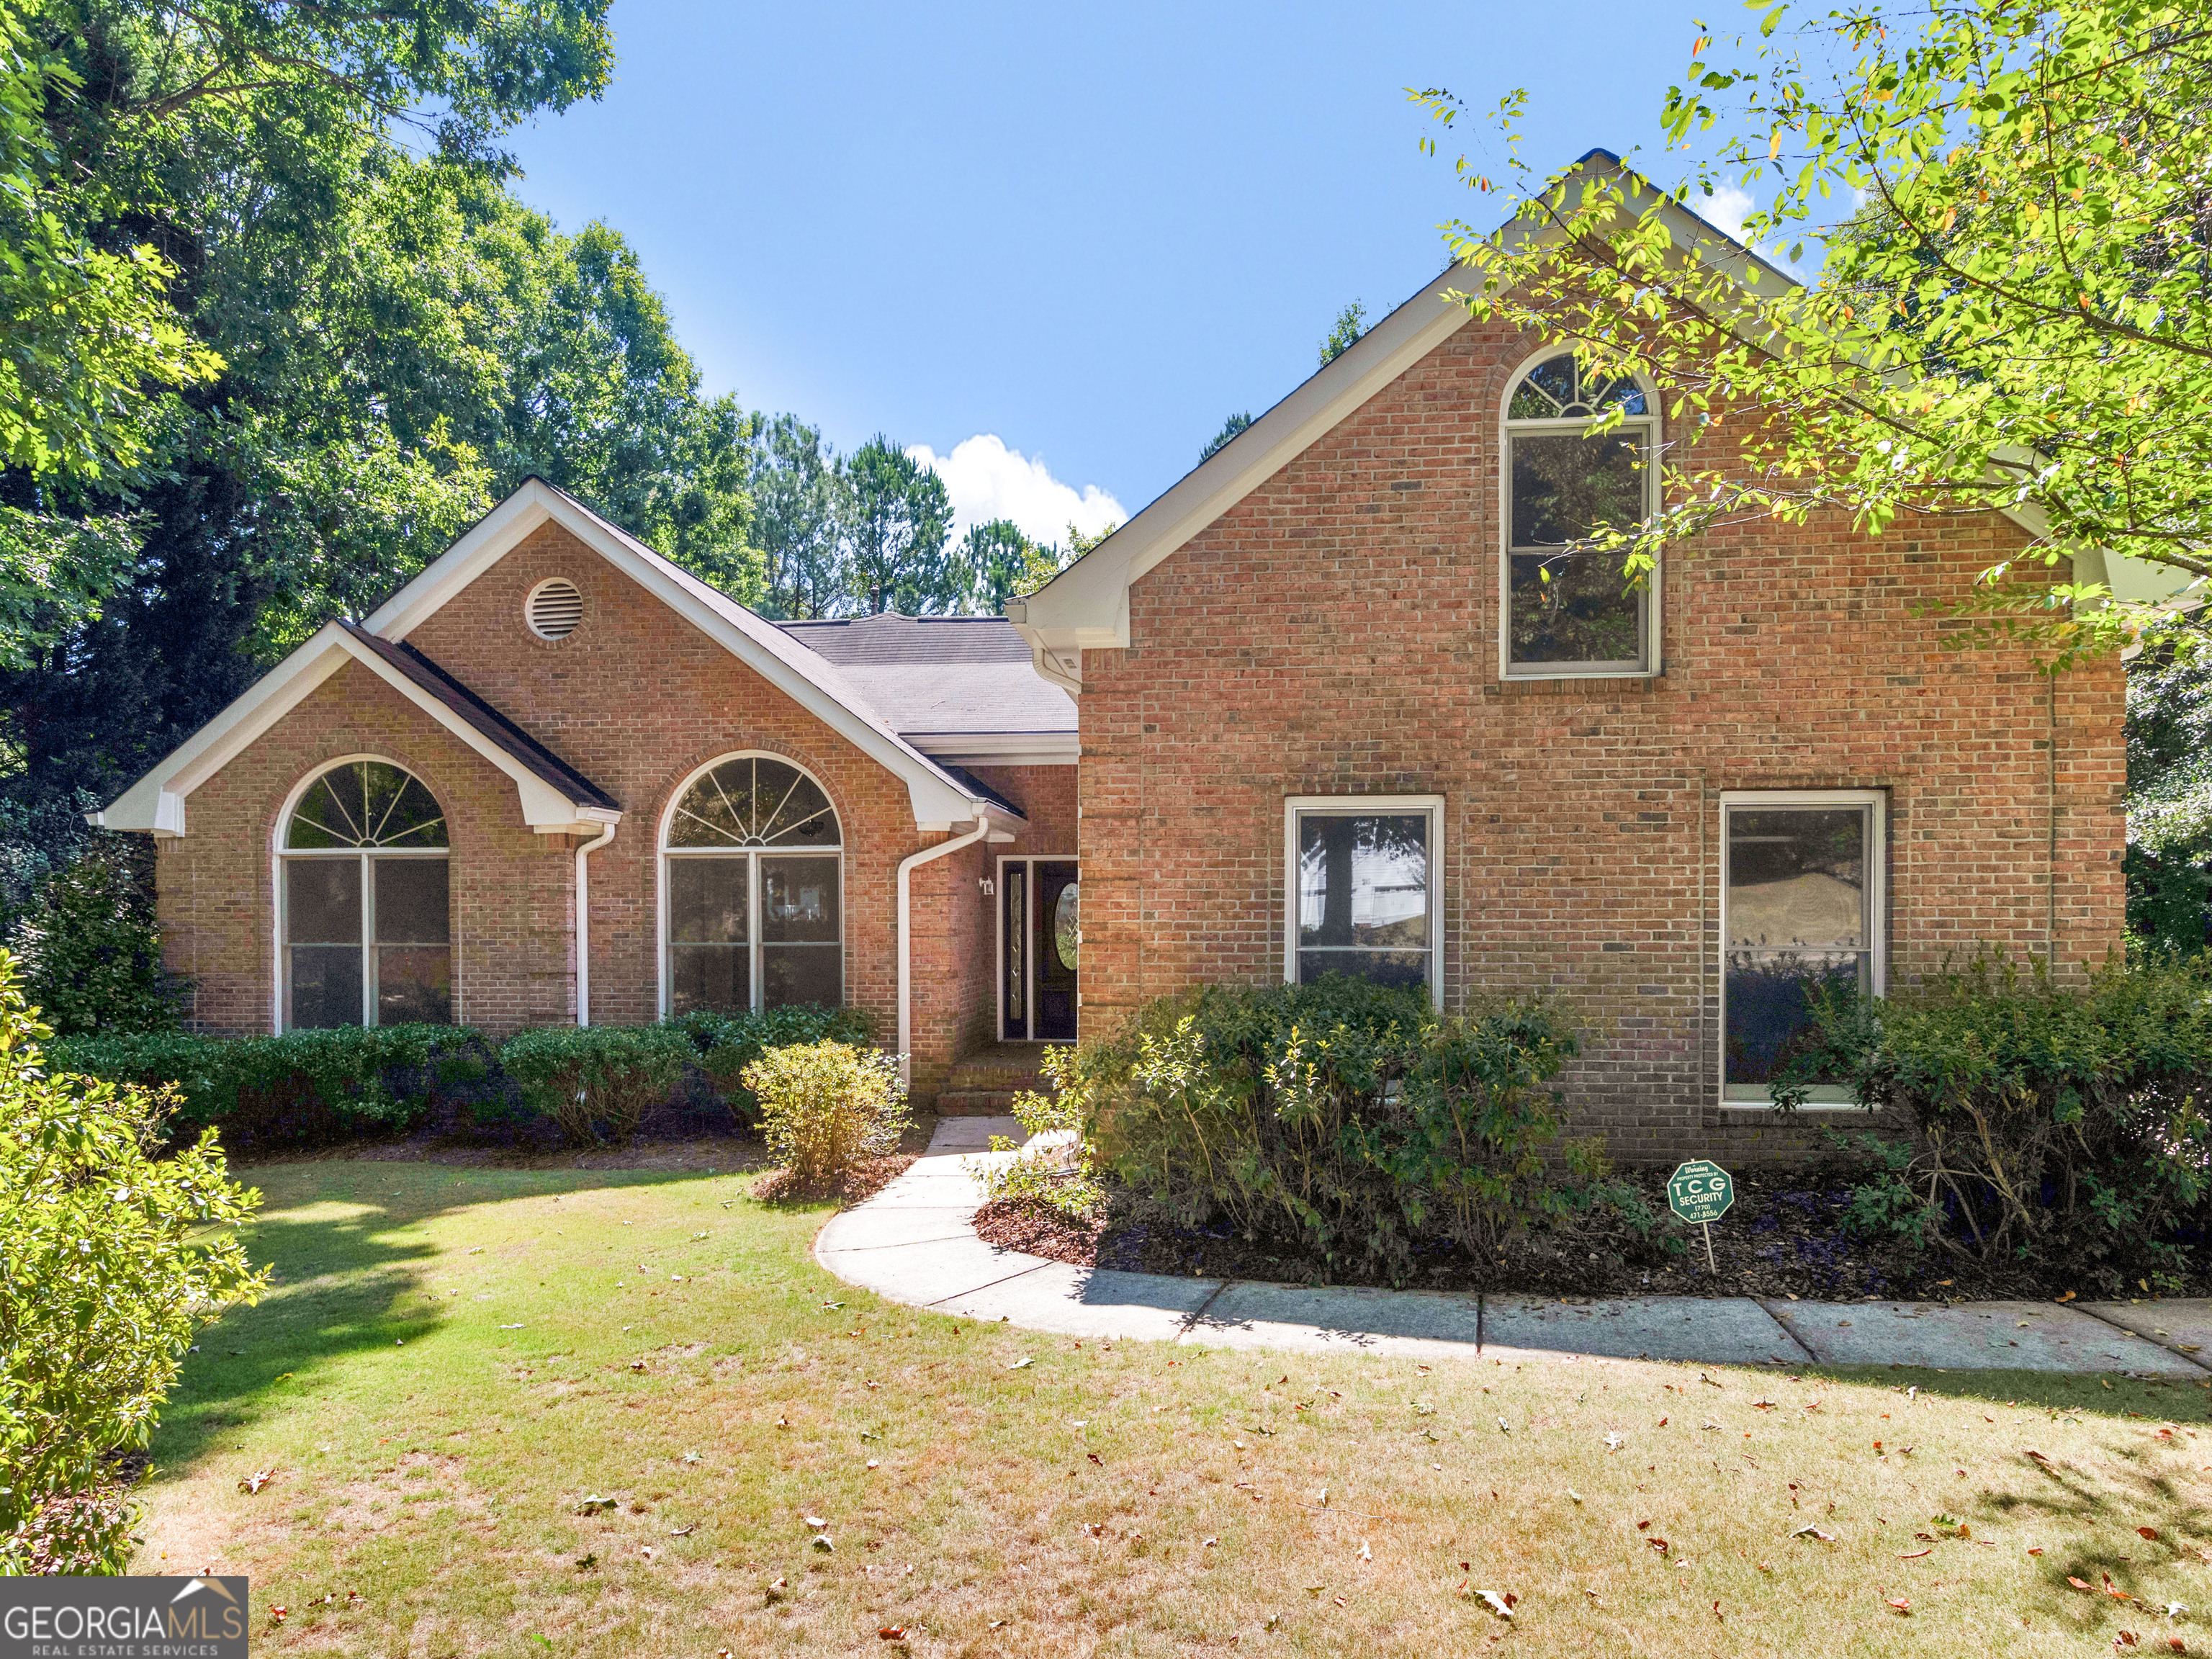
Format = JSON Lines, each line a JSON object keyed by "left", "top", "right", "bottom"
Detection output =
{"left": 271, "top": 754, "right": 451, "bottom": 1033}
{"left": 1717, "top": 788, "right": 1887, "bottom": 1110}
{"left": 1282, "top": 795, "right": 1444, "bottom": 1011}
{"left": 1497, "top": 345, "right": 1663, "bottom": 682}
{"left": 655, "top": 751, "right": 846, "bottom": 1018}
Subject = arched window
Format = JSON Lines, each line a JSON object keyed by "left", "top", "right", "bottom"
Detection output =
{"left": 280, "top": 760, "right": 451, "bottom": 1029}
{"left": 1503, "top": 352, "right": 1659, "bottom": 676}
{"left": 662, "top": 754, "right": 842, "bottom": 1015}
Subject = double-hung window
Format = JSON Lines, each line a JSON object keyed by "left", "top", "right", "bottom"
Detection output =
{"left": 1503, "top": 352, "right": 1659, "bottom": 677}
{"left": 1720, "top": 791, "right": 1886, "bottom": 1104}
{"left": 1283, "top": 796, "right": 1443, "bottom": 1006}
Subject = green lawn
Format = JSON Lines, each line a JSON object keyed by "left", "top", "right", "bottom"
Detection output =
{"left": 135, "top": 1157, "right": 2212, "bottom": 1656}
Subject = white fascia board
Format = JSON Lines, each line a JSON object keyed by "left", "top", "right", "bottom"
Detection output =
{"left": 1016, "top": 263, "right": 1477, "bottom": 664}
{"left": 96, "top": 621, "right": 605, "bottom": 836}
{"left": 367, "top": 479, "right": 990, "bottom": 830}
{"left": 99, "top": 626, "right": 354, "bottom": 835}
{"left": 904, "top": 730, "right": 1080, "bottom": 766}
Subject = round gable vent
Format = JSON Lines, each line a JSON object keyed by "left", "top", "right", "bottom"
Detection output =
{"left": 527, "top": 577, "right": 584, "bottom": 640}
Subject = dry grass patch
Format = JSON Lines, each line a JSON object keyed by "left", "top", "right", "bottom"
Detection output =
{"left": 127, "top": 1160, "right": 2212, "bottom": 1656}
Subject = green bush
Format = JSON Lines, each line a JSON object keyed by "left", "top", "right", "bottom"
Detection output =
{"left": 6, "top": 834, "right": 185, "bottom": 1037}
{"left": 500, "top": 1022, "right": 693, "bottom": 1146}
{"left": 1066, "top": 977, "right": 1650, "bottom": 1279}
{"left": 673, "top": 1003, "right": 872, "bottom": 1123}
{"left": 0, "top": 950, "right": 266, "bottom": 1573}
{"left": 742, "top": 1040, "right": 909, "bottom": 1190}
{"left": 1778, "top": 949, "right": 2212, "bottom": 1282}
{"left": 968, "top": 1062, "right": 1105, "bottom": 1218}
{"left": 48, "top": 1023, "right": 488, "bottom": 1150}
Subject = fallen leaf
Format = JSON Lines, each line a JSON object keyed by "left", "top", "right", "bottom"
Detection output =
{"left": 1899, "top": 1549, "right": 1932, "bottom": 1560}
{"left": 1790, "top": 1523, "right": 1835, "bottom": 1543}
{"left": 238, "top": 1470, "right": 276, "bottom": 1495}
{"left": 1887, "top": 1596, "right": 1912, "bottom": 1614}
{"left": 2072, "top": 1578, "right": 2095, "bottom": 1593}
{"left": 2140, "top": 1527, "right": 2162, "bottom": 1542}
{"left": 1008, "top": 1357, "right": 1033, "bottom": 1371}
{"left": 802, "top": 1514, "right": 828, "bottom": 1529}
{"left": 1477, "top": 1591, "right": 1516, "bottom": 1620}
{"left": 878, "top": 1628, "right": 905, "bottom": 1641}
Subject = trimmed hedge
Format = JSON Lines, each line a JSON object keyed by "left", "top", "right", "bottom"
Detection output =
{"left": 46, "top": 1024, "right": 487, "bottom": 1150}
{"left": 48, "top": 1003, "right": 877, "bottom": 1152}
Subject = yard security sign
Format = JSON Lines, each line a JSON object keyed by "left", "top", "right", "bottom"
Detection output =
{"left": 1667, "top": 1160, "right": 1734, "bottom": 1272}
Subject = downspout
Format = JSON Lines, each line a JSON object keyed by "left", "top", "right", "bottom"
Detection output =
{"left": 575, "top": 823, "right": 616, "bottom": 1027}
{"left": 896, "top": 811, "right": 992, "bottom": 1089}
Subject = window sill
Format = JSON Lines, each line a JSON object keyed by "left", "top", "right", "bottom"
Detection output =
{"left": 1717, "top": 1097, "right": 1876, "bottom": 1112}
{"left": 1492, "top": 674, "right": 1662, "bottom": 697}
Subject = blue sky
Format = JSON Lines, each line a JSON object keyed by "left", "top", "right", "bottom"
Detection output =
{"left": 503, "top": 1, "right": 1719, "bottom": 541}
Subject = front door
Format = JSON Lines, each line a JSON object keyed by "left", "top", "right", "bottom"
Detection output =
{"left": 1001, "top": 858, "right": 1078, "bottom": 1040}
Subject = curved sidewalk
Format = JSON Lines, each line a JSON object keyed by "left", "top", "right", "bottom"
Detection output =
{"left": 814, "top": 1118, "right": 2212, "bottom": 1378}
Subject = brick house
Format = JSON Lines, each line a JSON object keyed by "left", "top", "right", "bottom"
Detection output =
{"left": 99, "top": 481, "right": 1081, "bottom": 1107}
{"left": 102, "top": 173, "right": 2130, "bottom": 1146}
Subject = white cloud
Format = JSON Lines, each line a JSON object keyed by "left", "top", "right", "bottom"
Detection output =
{"left": 1702, "top": 183, "right": 1756, "bottom": 244}
{"left": 907, "top": 434, "right": 1126, "bottom": 549}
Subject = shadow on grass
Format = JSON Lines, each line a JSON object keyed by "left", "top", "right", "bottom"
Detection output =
{"left": 1776, "top": 1363, "right": 2212, "bottom": 1620}
{"left": 151, "top": 1160, "right": 729, "bottom": 1473}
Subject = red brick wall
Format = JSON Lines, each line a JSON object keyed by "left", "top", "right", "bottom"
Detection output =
{"left": 152, "top": 521, "right": 1082, "bottom": 1102}
{"left": 155, "top": 662, "right": 577, "bottom": 1036}
{"left": 1076, "top": 320, "right": 2126, "bottom": 1163}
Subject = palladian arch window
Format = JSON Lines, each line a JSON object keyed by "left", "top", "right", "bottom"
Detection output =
{"left": 281, "top": 760, "right": 451, "bottom": 1029}
{"left": 663, "top": 754, "right": 842, "bottom": 1015}
{"left": 1504, "top": 353, "right": 1659, "bottom": 675}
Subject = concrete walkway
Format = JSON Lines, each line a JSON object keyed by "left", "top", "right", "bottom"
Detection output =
{"left": 814, "top": 1118, "right": 2212, "bottom": 1378}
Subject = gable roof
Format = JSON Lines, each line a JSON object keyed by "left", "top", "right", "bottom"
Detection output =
{"left": 340, "top": 624, "right": 619, "bottom": 812}
{"left": 97, "top": 619, "right": 621, "bottom": 837}
{"left": 1008, "top": 146, "right": 2164, "bottom": 689}
{"left": 778, "top": 615, "right": 1077, "bottom": 765}
{"left": 101, "top": 480, "right": 1025, "bottom": 836}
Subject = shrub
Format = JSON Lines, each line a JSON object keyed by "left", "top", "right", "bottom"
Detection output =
{"left": 6, "top": 834, "right": 185, "bottom": 1037}
{"left": 1778, "top": 948, "right": 2212, "bottom": 1282}
{"left": 0, "top": 950, "right": 266, "bottom": 1573}
{"left": 1066, "top": 977, "right": 1651, "bottom": 1279}
{"left": 48, "top": 1023, "right": 488, "bottom": 1150}
{"left": 968, "top": 1058, "right": 1105, "bottom": 1218}
{"left": 673, "top": 1003, "right": 872, "bottom": 1123}
{"left": 499, "top": 1023, "right": 693, "bottom": 1145}
{"left": 742, "top": 1040, "right": 909, "bottom": 1190}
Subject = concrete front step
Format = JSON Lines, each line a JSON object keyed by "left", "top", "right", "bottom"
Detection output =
{"left": 936, "top": 1088, "right": 1033, "bottom": 1117}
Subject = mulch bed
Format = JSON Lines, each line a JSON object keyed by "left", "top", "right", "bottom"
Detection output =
{"left": 757, "top": 1154, "right": 917, "bottom": 1208}
{"left": 974, "top": 1196, "right": 1109, "bottom": 1264}
{"left": 974, "top": 1167, "right": 2212, "bottom": 1304}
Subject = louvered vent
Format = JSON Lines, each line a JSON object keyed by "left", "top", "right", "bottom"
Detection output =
{"left": 528, "top": 578, "right": 584, "bottom": 639}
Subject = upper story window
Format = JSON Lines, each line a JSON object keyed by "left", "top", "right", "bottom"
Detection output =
{"left": 662, "top": 753, "right": 843, "bottom": 1015}
{"left": 281, "top": 759, "right": 451, "bottom": 1030}
{"left": 1503, "top": 352, "right": 1659, "bottom": 678}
